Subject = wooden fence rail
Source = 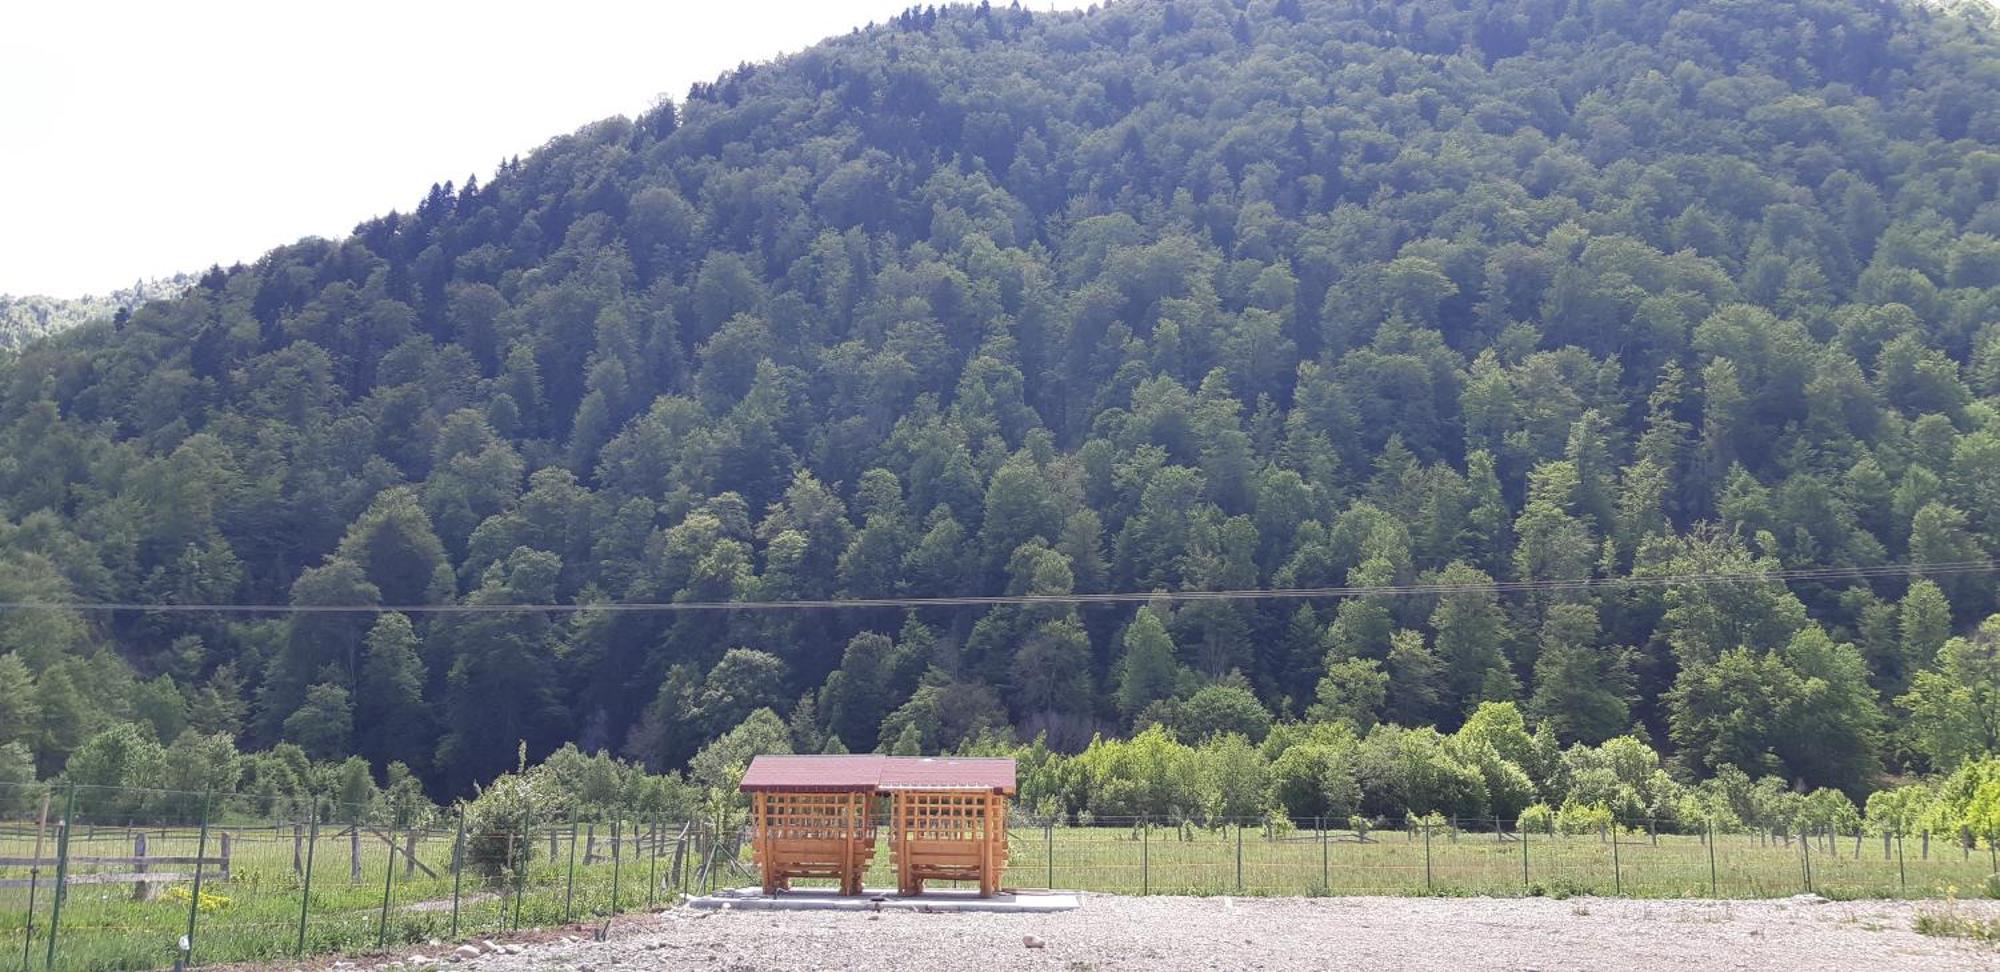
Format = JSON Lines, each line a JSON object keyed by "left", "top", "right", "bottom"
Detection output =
{"left": 0, "top": 829, "right": 231, "bottom": 898}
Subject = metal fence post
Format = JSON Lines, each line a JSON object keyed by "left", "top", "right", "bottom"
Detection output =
{"left": 20, "top": 789, "right": 50, "bottom": 972}
{"left": 1140, "top": 816, "right": 1149, "bottom": 896}
{"left": 1235, "top": 821, "right": 1244, "bottom": 892}
{"left": 513, "top": 819, "right": 529, "bottom": 931}
{"left": 377, "top": 800, "right": 399, "bottom": 949}
{"left": 1422, "top": 822, "right": 1432, "bottom": 893}
{"left": 183, "top": 788, "right": 214, "bottom": 967}
{"left": 1611, "top": 818, "right": 1622, "bottom": 896}
{"left": 611, "top": 817, "right": 623, "bottom": 915}
{"left": 1707, "top": 819, "right": 1718, "bottom": 898}
{"left": 450, "top": 808, "right": 466, "bottom": 940}
{"left": 44, "top": 784, "right": 76, "bottom": 971}
{"left": 1521, "top": 817, "right": 1530, "bottom": 892}
{"left": 1319, "top": 816, "right": 1328, "bottom": 891}
{"left": 564, "top": 819, "right": 579, "bottom": 922}
{"left": 1800, "top": 825, "right": 1812, "bottom": 893}
{"left": 297, "top": 801, "right": 320, "bottom": 956}
{"left": 646, "top": 816, "right": 660, "bottom": 911}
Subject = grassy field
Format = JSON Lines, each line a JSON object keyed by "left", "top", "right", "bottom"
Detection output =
{"left": 3, "top": 819, "right": 1996, "bottom": 969}
{"left": 1002, "top": 823, "right": 1999, "bottom": 899}
{"left": 0, "top": 818, "right": 699, "bottom": 971}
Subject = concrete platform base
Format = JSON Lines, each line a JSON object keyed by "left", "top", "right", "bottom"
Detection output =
{"left": 686, "top": 887, "right": 1083, "bottom": 913}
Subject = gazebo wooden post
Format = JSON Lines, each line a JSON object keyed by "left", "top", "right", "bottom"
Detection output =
{"left": 753, "top": 792, "right": 773, "bottom": 895}
{"left": 841, "top": 792, "right": 858, "bottom": 896}
{"left": 983, "top": 792, "right": 999, "bottom": 897}
{"left": 893, "top": 791, "right": 908, "bottom": 896}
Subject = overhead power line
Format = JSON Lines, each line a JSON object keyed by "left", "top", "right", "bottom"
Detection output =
{"left": 0, "top": 559, "right": 1990, "bottom": 615}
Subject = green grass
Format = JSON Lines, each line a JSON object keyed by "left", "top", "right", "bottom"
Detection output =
{"left": 3, "top": 821, "right": 1996, "bottom": 968}
{"left": 1915, "top": 904, "right": 2000, "bottom": 943}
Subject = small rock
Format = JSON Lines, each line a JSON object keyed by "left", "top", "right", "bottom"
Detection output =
{"left": 480, "top": 941, "right": 501, "bottom": 953}
{"left": 500, "top": 944, "right": 523, "bottom": 955}
{"left": 1024, "top": 935, "right": 1046, "bottom": 949}
{"left": 452, "top": 944, "right": 482, "bottom": 961}
{"left": 1789, "top": 893, "right": 1829, "bottom": 905}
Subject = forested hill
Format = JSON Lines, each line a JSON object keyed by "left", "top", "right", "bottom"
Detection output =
{"left": 0, "top": 275, "right": 195, "bottom": 349}
{"left": 3, "top": 0, "right": 2000, "bottom": 802}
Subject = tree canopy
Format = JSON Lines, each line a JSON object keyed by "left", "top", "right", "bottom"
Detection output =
{"left": 0, "top": 0, "right": 1997, "bottom": 808}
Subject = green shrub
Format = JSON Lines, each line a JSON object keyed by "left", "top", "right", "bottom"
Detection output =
{"left": 460, "top": 761, "right": 574, "bottom": 884}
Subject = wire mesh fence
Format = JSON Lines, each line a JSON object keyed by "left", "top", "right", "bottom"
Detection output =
{"left": 3, "top": 782, "right": 1997, "bottom": 969}
{"left": 0, "top": 782, "right": 743, "bottom": 971}
{"left": 994, "top": 815, "right": 1998, "bottom": 900}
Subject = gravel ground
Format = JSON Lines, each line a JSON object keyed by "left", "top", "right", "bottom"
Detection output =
{"left": 429, "top": 895, "right": 2000, "bottom": 971}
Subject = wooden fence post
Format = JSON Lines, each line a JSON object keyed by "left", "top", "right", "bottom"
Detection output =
{"left": 220, "top": 831, "right": 233, "bottom": 881}
{"left": 350, "top": 827, "right": 363, "bottom": 882}
{"left": 132, "top": 831, "right": 151, "bottom": 901}
{"left": 293, "top": 823, "right": 304, "bottom": 875}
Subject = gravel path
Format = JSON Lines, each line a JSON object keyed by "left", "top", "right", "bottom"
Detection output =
{"left": 439, "top": 895, "right": 2000, "bottom": 971}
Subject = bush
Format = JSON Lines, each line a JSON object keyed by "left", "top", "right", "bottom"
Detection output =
{"left": 1518, "top": 802, "right": 1554, "bottom": 833}
{"left": 460, "top": 763, "right": 574, "bottom": 884}
{"left": 1555, "top": 799, "right": 1613, "bottom": 836}
{"left": 1269, "top": 742, "right": 1360, "bottom": 820}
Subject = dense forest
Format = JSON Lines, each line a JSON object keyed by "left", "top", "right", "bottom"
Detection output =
{"left": 0, "top": 275, "right": 194, "bottom": 350}
{"left": 2, "top": 0, "right": 1999, "bottom": 826}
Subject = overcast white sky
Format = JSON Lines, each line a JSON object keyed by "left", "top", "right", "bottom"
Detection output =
{"left": 0, "top": 0, "right": 1094, "bottom": 298}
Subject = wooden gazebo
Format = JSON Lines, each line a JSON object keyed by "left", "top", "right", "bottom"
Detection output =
{"left": 880, "top": 756, "right": 1015, "bottom": 897}
{"left": 740, "top": 755, "right": 1015, "bottom": 897}
{"left": 739, "top": 755, "right": 882, "bottom": 896}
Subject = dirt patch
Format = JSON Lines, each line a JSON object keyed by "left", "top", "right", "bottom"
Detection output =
{"left": 403, "top": 891, "right": 503, "bottom": 913}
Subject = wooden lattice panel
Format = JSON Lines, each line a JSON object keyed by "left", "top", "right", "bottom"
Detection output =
{"left": 760, "top": 792, "right": 875, "bottom": 841}
{"left": 890, "top": 790, "right": 1008, "bottom": 896}
{"left": 751, "top": 791, "right": 877, "bottom": 895}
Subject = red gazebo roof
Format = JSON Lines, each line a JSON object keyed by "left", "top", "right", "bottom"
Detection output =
{"left": 877, "top": 756, "right": 1016, "bottom": 794}
{"left": 739, "top": 754, "right": 886, "bottom": 793}
{"left": 739, "top": 754, "right": 1016, "bottom": 794}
